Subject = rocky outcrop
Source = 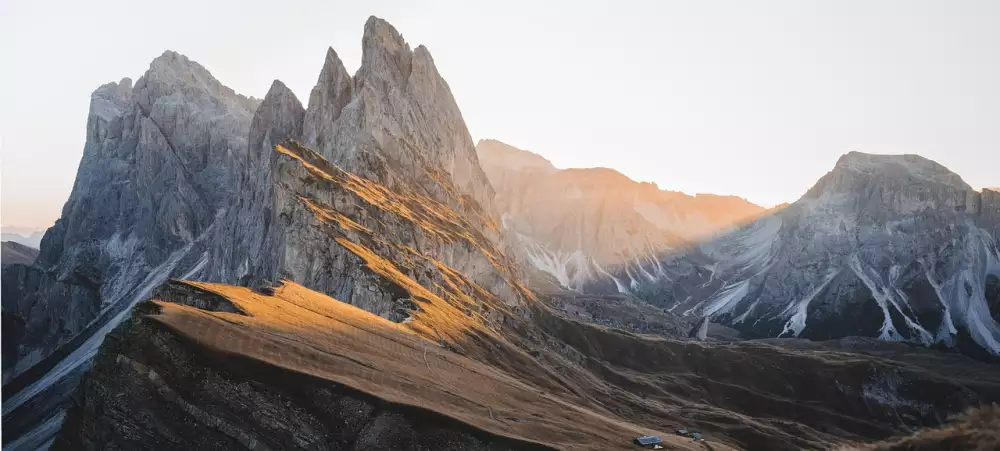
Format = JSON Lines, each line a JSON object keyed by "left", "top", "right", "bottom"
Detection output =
{"left": 1, "top": 51, "right": 259, "bottom": 450}
{"left": 597, "top": 152, "right": 1000, "bottom": 359}
{"left": 476, "top": 139, "right": 765, "bottom": 291}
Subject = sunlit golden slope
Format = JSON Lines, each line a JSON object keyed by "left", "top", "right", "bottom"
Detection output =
{"left": 141, "top": 280, "right": 725, "bottom": 451}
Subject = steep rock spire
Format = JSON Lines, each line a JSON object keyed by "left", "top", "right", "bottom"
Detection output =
{"left": 249, "top": 80, "right": 305, "bottom": 157}
{"left": 338, "top": 16, "right": 496, "bottom": 212}
{"left": 302, "top": 47, "right": 353, "bottom": 154}
{"left": 221, "top": 80, "right": 305, "bottom": 283}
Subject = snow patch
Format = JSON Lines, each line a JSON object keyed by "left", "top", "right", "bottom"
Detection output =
{"left": 779, "top": 269, "right": 840, "bottom": 337}
{"left": 689, "top": 280, "right": 749, "bottom": 318}
{"left": 848, "top": 254, "right": 904, "bottom": 342}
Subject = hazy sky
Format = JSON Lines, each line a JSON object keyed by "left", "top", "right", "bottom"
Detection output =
{"left": 2, "top": 0, "right": 998, "bottom": 228}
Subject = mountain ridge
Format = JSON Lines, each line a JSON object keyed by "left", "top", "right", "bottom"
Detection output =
{"left": 1, "top": 242, "right": 39, "bottom": 267}
{"left": 477, "top": 139, "right": 768, "bottom": 292}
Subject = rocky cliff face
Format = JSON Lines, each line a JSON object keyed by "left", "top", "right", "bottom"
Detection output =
{"left": 202, "top": 17, "right": 527, "bottom": 321}
{"left": 476, "top": 139, "right": 765, "bottom": 291}
{"left": 3, "top": 17, "right": 527, "bottom": 449}
{"left": 1, "top": 53, "right": 258, "bottom": 383}
{"left": 594, "top": 152, "right": 1000, "bottom": 359}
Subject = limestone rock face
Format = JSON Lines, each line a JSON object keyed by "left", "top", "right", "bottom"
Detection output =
{"left": 1, "top": 53, "right": 258, "bottom": 382}
{"left": 207, "top": 80, "right": 305, "bottom": 288}
{"left": 476, "top": 139, "right": 765, "bottom": 290}
{"left": 301, "top": 48, "right": 352, "bottom": 153}
{"left": 597, "top": 152, "right": 1000, "bottom": 359}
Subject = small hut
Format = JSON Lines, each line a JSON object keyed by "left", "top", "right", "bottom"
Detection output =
{"left": 633, "top": 435, "right": 663, "bottom": 448}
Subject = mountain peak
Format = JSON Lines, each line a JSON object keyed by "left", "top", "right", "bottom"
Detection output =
{"left": 833, "top": 151, "right": 970, "bottom": 191}
{"left": 250, "top": 80, "right": 304, "bottom": 153}
{"left": 138, "top": 50, "right": 256, "bottom": 112}
{"left": 264, "top": 79, "right": 300, "bottom": 104}
{"left": 148, "top": 50, "right": 211, "bottom": 80}
{"left": 302, "top": 47, "right": 354, "bottom": 152}
{"left": 363, "top": 16, "right": 407, "bottom": 53}
{"left": 356, "top": 16, "right": 415, "bottom": 91}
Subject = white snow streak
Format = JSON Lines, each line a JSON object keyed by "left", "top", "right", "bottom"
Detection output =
{"left": 3, "top": 240, "right": 197, "bottom": 416}
{"left": 848, "top": 254, "right": 904, "bottom": 342}
{"left": 779, "top": 270, "right": 840, "bottom": 337}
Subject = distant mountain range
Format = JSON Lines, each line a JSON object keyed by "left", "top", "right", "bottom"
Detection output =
{"left": 477, "top": 139, "right": 767, "bottom": 291}
{"left": 483, "top": 143, "right": 1000, "bottom": 360}
{"left": 1, "top": 242, "right": 39, "bottom": 267}
{"left": 0, "top": 227, "right": 45, "bottom": 249}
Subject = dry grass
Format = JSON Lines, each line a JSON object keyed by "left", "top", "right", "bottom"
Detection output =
{"left": 148, "top": 280, "right": 729, "bottom": 451}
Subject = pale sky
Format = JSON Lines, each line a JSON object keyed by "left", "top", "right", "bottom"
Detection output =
{"left": 2, "top": 0, "right": 998, "bottom": 228}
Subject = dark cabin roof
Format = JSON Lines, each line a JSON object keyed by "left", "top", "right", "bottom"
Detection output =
{"left": 634, "top": 435, "right": 662, "bottom": 445}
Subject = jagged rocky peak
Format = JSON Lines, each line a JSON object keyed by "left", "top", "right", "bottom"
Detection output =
{"left": 299, "top": 15, "right": 495, "bottom": 212}
{"left": 137, "top": 50, "right": 259, "bottom": 113}
{"left": 206, "top": 17, "right": 526, "bottom": 312}
{"left": 302, "top": 47, "right": 352, "bottom": 151}
{"left": 251, "top": 80, "right": 305, "bottom": 152}
{"left": 5, "top": 20, "right": 527, "bottom": 447}
{"left": 358, "top": 16, "right": 411, "bottom": 84}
